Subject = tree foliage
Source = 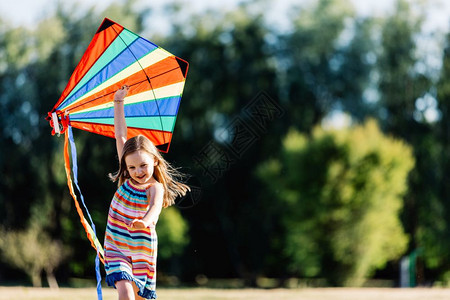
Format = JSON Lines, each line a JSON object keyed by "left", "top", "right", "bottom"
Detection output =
{"left": 257, "top": 120, "right": 414, "bottom": 286}
{"left": 0, "top": 224, "right": 69, "bottom": 287}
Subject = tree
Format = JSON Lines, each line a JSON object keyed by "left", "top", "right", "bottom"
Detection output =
{"left": 162, "top": 4, "right": 282, "bottom": 284}
{"left": 376, "top": 0, "right": 442, "bottom": 283}
{"left": 433, "top": 31, "right": 450, "bottom": 279}
{"left": 279, "top": 0, "right": 359, "bottom": 131}
{"left": 257, "top": 120, "right": 414, "bottom": 286}
{"left": 0, "top": 224, "right": 69, "bottom": 287}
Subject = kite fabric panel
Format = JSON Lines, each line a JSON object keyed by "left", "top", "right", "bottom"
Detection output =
{"left": 48, "top": 18, "right": 189, "bottom": 153}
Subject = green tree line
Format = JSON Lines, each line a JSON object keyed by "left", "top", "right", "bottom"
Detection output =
{"left": 0, "top": 0, "right": 449, "bottom": 287}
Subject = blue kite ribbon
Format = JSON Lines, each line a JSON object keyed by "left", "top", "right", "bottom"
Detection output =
{"left": 68, "top": 125, "right": 103, "bottom": 300}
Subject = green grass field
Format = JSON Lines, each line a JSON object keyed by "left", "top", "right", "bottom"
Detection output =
{"left": 0, "top": 287, "right": 450, "bottom": 300}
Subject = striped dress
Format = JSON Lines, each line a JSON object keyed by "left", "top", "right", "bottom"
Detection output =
{"left": 104, "top": 179, "right": 157, "bottom": 299}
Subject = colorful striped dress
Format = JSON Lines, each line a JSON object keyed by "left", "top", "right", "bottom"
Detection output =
{"left": 104, "top": 179, "right": 157, "bottom": 299}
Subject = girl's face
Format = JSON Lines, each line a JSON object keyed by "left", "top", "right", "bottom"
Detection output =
{"left": 124, "top": 150, "right": 157, "bottom": 185}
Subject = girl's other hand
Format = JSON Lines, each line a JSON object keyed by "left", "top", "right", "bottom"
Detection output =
{"left": 129, "top": 219, "right": 148, "bottom": 229}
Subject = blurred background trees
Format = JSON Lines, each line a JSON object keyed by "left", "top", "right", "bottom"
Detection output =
{"left": 1, "top": 0, "right": 449, "bottom": 288}
{"left": 257, "top": 120, "right": 413, "bottom": 286}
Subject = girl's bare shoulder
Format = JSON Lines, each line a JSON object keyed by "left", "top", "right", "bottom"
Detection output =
{"left": 146, "top": 181, "right": 164, "bottom": 195}
{"left": 152, "top": 181, "right": 164, "bottom": 191}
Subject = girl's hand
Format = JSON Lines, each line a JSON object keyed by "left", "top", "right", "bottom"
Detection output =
{"left": 129, "top": 218, "right": 155, "bottom": 229}
{"left": 130, "top": 219, "right": 148, "bottom": 229}
{"left": 114, "top": 85, "right": 129, "bottom": 101}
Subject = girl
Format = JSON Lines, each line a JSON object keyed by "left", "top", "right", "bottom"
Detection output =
{"left": 104, "top": 85, "right": 189, "bottom": 300}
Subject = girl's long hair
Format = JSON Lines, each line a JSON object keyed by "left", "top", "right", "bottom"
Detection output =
{"left": 109, "top": 135, "right": 190, "bottom": 208}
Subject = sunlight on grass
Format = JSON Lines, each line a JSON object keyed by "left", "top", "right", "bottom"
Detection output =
{"left": 1, "top": 287, "right": 450, "bottom": 300}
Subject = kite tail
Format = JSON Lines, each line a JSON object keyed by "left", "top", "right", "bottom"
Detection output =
{"left": 64, "top": 125, "right": 104, "bottom": 300}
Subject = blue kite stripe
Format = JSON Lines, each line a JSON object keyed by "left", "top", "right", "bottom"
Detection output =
{"left": 70, "top": 96, "right": 181, "bottom": 120}
{"left": 58, "top": 36, "right": 158, "bottom": 111}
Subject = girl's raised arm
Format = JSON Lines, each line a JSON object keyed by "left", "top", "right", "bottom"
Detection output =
{"left": 114, "top": 85, "right": 129, "bottom": 159}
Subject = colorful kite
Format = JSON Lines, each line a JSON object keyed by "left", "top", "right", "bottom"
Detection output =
{"left": 48, "top": 17, "right": 188, "bottom": 152}
{"left": 46, "top": 18, "right": 188, "bottom": 299}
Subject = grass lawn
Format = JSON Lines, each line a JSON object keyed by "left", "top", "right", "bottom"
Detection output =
{"left": 0, "top": 287, "right": 450, "bottom": 300}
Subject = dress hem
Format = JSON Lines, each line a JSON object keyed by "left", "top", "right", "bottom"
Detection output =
{"left": 106, "top": 271, "right": 157, "bottom": 299}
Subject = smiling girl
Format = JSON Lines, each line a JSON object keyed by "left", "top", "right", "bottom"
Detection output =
{"left": 104, "top": 85, "right": 189, "bottom": 300}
